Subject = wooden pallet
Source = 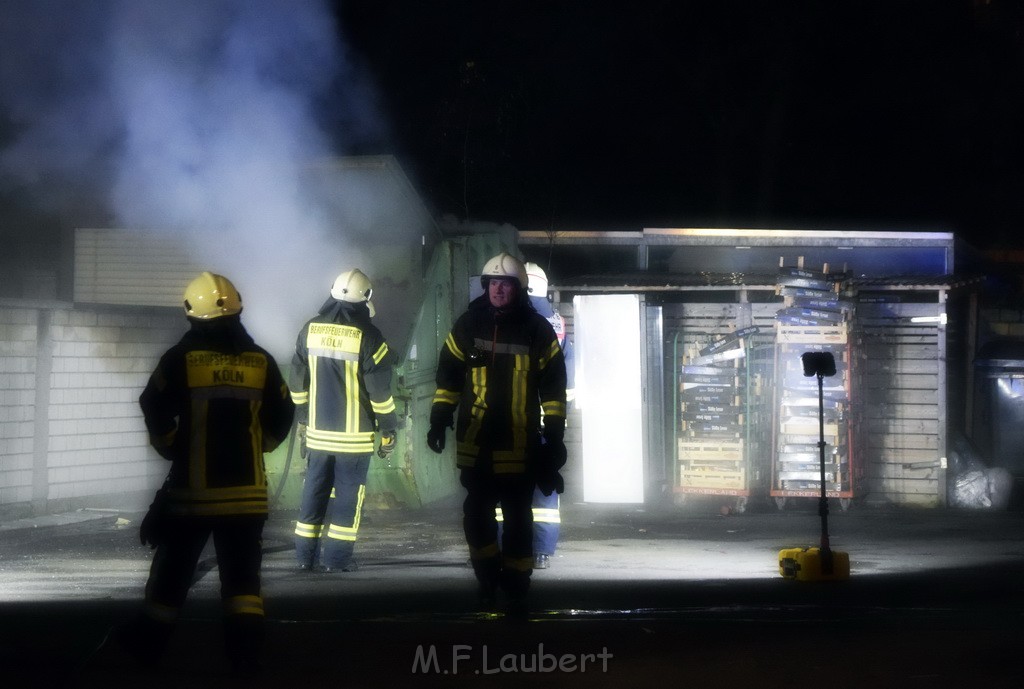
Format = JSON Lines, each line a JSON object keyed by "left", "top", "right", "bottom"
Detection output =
{"left": 678, "top": 439, "right": 744, "bottom": 461}
{"left": 680, "top": 468, "right": 746, "bottom": 490}
{"left": 776, "top": 324, "right": 848, "bottom": 344}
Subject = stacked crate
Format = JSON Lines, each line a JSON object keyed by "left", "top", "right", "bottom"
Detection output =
{"left": 771, "top": 260, "right": 856, "bottom": 505}
{"left": 678, "top": 326, "right": 761, "bottom": 495}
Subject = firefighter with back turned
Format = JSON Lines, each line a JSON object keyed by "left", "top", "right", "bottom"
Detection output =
{"left": 122, "top": 271, "right": 295, "bottom": 675}
{"left": 291, "top": 269, "right": 398, "bottom": 572}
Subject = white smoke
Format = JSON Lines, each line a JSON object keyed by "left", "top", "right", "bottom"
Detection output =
{"left": 1, "top": 0, "right": 416, "bottom": 359}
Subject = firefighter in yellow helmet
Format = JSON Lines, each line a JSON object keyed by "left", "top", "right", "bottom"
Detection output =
{"left": 122, "top": 272, "right": 295, "bottom": 673}
{"left": 428, "top": 252, "right": 567, "bottom": 615}
{"left": 291, "top": 269, "right": 398, "bottom": 572}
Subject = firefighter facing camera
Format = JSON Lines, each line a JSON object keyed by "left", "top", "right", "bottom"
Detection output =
{"left": 494, "top": 262, "right": 575, "bottom": 570}
{"left": 118, "top": 272, "right": 296, "bottom": 674}
{"left": 291, "top": 268, "right": 398, "bottom": 573}
{"left": 428, "top": 252, "right": 568, "bottom": 616}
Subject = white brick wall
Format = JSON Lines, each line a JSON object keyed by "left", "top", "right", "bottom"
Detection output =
{"left": 0, "top": 302, "right": 183, "bottom": 514}
{"left": 0, "top": 308, "right": 37, "bottom": 511}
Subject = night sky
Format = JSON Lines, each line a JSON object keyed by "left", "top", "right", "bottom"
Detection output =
{"left": 334, "top": 1, "right": 1024, "bottom": 248}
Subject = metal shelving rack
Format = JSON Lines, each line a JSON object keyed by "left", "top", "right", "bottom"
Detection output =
{"left": 770, "top": 259, "right": 856, "bottom": 510}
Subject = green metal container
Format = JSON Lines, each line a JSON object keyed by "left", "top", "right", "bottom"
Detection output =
{"left": 265, "top": 231, "right": 515, "bottom": 511}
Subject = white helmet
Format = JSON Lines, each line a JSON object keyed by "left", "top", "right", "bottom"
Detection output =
{"left": 331, "top": 269, "right": 375, "bottom": 317}
{"left": 480, "top": 252, "right": 528, "bottom": 289}
{"left": 524, "top": 262, "right": 548, "bottom": 296}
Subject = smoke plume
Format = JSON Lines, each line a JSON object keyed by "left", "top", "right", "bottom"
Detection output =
{"left": 1, "top": 0, "right": 414, "bottom": 358}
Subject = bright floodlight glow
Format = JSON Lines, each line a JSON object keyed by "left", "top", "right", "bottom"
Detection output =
{"left": 910, "top": 313, "right": 947, "bottom": 324}
{"left": 574, "top": 294, "right": 644, "bottom": 503}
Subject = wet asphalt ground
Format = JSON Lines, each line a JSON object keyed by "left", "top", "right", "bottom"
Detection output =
{"left": 1, "top": 497, "right": 1023, "bottom": 689}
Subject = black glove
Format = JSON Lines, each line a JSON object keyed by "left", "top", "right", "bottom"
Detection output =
{"left": 377, "top": 430, "right": 397, "bottom": 460}
{"left": 537, "top": 468, "right": 565, "bottom": 497}
{"left": 536, "top": 427, "right": 567, "bottom": 496}
{"left": 139, "top": 488, "right": 169, "bottom": 549}
{"left": 149, "top": 432, "right": 176, "bottom": 461}
{"left": 426, "top": 423, "right": 447, "bottom": 454}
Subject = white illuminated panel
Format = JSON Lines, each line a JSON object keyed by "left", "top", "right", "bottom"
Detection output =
{"left": 574, "top": 294, "right": 644, "bottom": 503}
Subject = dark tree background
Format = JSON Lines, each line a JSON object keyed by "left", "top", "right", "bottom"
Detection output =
{"left": 334, "top": 1, "right": 1024, "bottom": 248}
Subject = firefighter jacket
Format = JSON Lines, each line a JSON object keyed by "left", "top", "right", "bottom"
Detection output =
{"left": 431, "top": 294, "right": 567, "bottom": 474}
{"left": 139, "top": 317, "right": 295, "bottom": 518}
{"left": 290, "top": 299, "right": 398, "bottom": 455}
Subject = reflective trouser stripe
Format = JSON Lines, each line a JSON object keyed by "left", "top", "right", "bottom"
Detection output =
{"left": 327, "top": 525, "right": 357, "bottom": 541}
{"left": 224, "top": 594, "right": 264, "bottom": 617}
{"left": 294, "top": 522, "right": 323, "bottom": 539}
{"left": 503, "top": 555, "right": 534, "bottom": 572}
{"left": 533, "top": 507, "right": 560, "bottom": 524}
{"left": 497, "top": 505, "right": 559, "bottom": 523}
{"left": 327, "top": 484, "right": 365, "bottom": 541}
{"left": 143, "top": 599, "right": 179, "bottom": 624}
{"left": 469, "top": 542, "right": 499, "bottom": 560}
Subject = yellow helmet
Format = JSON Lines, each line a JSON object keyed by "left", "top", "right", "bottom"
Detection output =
{"left": 524, "top": 262, "right": 549, "bottom": 296}
{"left": 480, "top": 252, "right": 528, "bottom": 289}
{"left": 183, "top": 272, "right": 242, "bottom": 320}
{"left": 331, "top": 269, "right": 375, "bottom": 317}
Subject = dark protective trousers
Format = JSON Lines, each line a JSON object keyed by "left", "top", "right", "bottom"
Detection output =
{"left": 295, "top": 451, "right": 372, "bottom": 569}
{"left": 137, "top": 515, "right": 265, "bottom": 667}
{"left": 460, "top": 466, "right": 535, "bottom": 597}
{"left": 497, "top": 487, "right": 561, "bottom": 555}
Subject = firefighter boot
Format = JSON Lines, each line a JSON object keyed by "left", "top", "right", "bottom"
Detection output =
{"left": 500, "top": 569, "right": 531, "bottom": 621}
{"left": 112, "top": 614, "right": 173, "bottom": 670}
{"left": 224, "top": 614, "right": 264, "bottom": 678}
{"left": 471, "top": 555, "right": 501, "bottom": 611}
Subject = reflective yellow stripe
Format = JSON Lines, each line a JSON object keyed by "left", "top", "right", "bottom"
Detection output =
{"left": 463, "top": 367, "right": 487, "bottom": 448}
{"left": 326, "top": 485, "right": 365, "bottom": 541}
{"left": 445, "top": 333, "right": 465, "bottom": 361}
{"left": 372, "top": 341, "right": 389, "bottom": 365}
{"left": 432, "top": 389, "right": 460, "bottom": 405}
{"left": 538, "top": 339, "right": 561, "bottom": 370}
{"left": 494, "top": 506, "right": 558, "bottom": 521}
{"left": 143, "top": 600, "right": 179, "bottom": 624}
{"left": 456, "top": 448, "right": 478, "bottom": 468}
{"left": 533, "top": 507, "right": 561, "bottom": 523}
{"left": 511, "top": 354, "right": 528, "bottom": 453}
{"left": 291, "top": 390, "right": 309, "bottom": 405}
{"left": 470, "top": 542, "right": 499, "bottom": 560}
{"left": 309, "top": 356, "right": 319, "bottom": 428}
{"left": 542, "top": 400, "right": 566, "bottom": 418}
{"left": 503, "top": 555, "right": 534, "bottom": 572}
{"left": 306, "top": 427, "right": 375, "bottom": 454}
{"left": 346, "top": 360, "right": 359, "bottom": 432}
{"left": 224, "top": 594, "right": 264, "bottom": 617}
{"left": 371, "top": 397, "right": 396, "bottom": 414}
{"left": 295, "top": 522, "right": 323, "bottom": 538}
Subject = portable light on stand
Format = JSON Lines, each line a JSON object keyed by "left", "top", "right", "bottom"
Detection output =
{"left": 778, "top": 351, "right": 851, "bottom": 581}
